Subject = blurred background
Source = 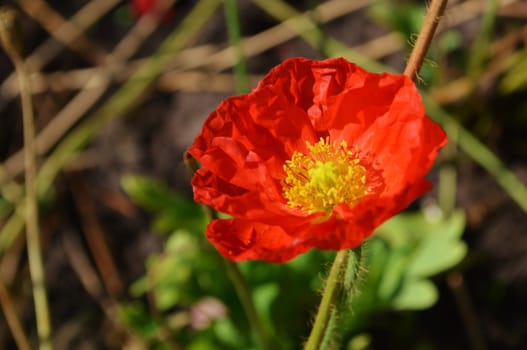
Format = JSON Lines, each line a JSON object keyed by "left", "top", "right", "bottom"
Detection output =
{"left": 0, "top": 0, "right": 526, "bottom": 349}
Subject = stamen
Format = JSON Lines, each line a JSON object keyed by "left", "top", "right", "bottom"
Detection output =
{"left": 282, "top": 137, "right": 369, "bottom": 214}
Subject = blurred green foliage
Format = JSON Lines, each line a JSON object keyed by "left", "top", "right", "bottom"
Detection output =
{"left": 369, "top": 2, "right": 424, "bottom": 40}
{"left": 121, "top": 175, "right": 467, "bottom": 349}
{"left": 344, "top": 211, "right": 466, "bottom": 342}
{"left": 122, "top": 175, "right": 208, "bottom": 234}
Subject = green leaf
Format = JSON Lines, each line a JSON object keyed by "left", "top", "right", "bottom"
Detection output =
{"left": 121, "top": 174, "right": 207, "bottom": 234}
{"left": 213, "top": 318, "right": 248, "bottom": 348}
{"left": 363, "top": 211, "right": 467, "bottom": 315}
{"left": 377, "top": 211, "right": 467, "bottom": 279}
{"left": 390, "top": 279, "right": 438, "bottom": 310}
{"left": 253, "top": 283, "right": 280, "bottom": 323}
{"left": 153, "top": 234, "right": 199, "bottom": 309}
{"left": 117, "top": 302, "right": 159, "bottom": 339}
{"left": 376, "top": 248, "right": 409, "bottom": 303}
{"left": 408, "top": 239, "right": 467, "bottom": 279}
{"left": 438, "top": 30, "right": 462, "bottom": 53}
{"left": 0, "top": 195, "right": 11, "bottom": 219}
{"left": 405, "top": 212, "right": 467, "bottom": 278}
{"left": 499, "top": 45, "right": 527, "bottom": 94}
{"left": 347, "top": 334, "right": 372, "bottom": 350}
{"left": 130, "top": 230, "right": 202, "bottom": 309}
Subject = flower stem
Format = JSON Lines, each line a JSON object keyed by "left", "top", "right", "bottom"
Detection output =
{"left": 223, "top": 260, "right": 271, "bottom": 350}
{"left": 304, "top": 249, "right": 349, "bottom": 350}
{"left": 304, "top": 1, "right": 450, "bottom": 347}
{"left": 184, "top": 153, "right": 270, "bottom": 350}
{"left": 0, "top": 7, "right": 53, "bottom": 350}
{"left": 403, "top": 0, "right": 448, "bottom": 79}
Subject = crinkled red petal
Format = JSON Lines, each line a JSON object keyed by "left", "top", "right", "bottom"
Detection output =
{"left": 257, "top": 57, "right": 370, "bottom": 130}
{"left": 206, "top": 219, "right": 312, "bottom": 263}
{"left": 189, "top": 87, "right": 316, "bottom": 186}
{"left": 192, "top": 169, "right": 317, "bottom": 228}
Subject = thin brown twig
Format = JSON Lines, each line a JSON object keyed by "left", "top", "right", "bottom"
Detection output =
{"left": 61, "top": 232, "right": 141, "bottom": 348}
{"left": 61, "top": 232, "right": 115, "bottom": 316}
{"left": 18, "top": 0, "right": 112, "bottom": 65}
{"left": 403, "top": 0, "right": 449, "bottom": 79}
{"left": 447, "top": 272, "right": 488, "bottom": 350}
{"left": 0, "top": 233, "right": 26, "bottom": 286}
{"left": 0, "top": 276, "right": 31, "bottom": 350}
{"left": 4, "top": 69, "right": 263, "bottom": 95}
{"left": 68, "top": 173, "right": 124, "bottom": 299}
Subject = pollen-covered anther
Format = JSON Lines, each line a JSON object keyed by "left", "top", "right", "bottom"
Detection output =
{"left": 282, "top": 137, "right": 369, "bottom": 214}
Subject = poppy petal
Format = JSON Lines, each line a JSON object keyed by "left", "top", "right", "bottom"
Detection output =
{"left": 206, "top": 219, "right": 312, "bottom": 263}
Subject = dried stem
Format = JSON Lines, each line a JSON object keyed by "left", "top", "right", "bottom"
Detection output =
{"left": 0, "top": 7, "right": 53, "bottom": 350}
{"left": 69, "top": 174, "right": 124, "bottom": 298}
{"left": 18, "top": 0, "right": 110, "bottom": 65}
{"left": 0, "top": 276, "right": 31, "bottom": 350}
{"left": 403, "top": 0, "right": 448, "bottom": 79}
{"left": 447, "top": 272, "right": 488, "bottom": 350}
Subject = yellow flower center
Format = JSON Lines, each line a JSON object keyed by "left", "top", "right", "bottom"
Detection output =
{"left": 282, "top": 137, "right": 369, "bottom": 214}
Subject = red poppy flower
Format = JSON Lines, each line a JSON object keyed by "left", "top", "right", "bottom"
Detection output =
{"left": 189, "top": 57, "right": 447, "bottom": 263}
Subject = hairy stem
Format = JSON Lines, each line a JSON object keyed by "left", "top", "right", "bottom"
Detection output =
{"left": 304, "top": 249, "right": 349, "bottom": 350}
{"left": 403, "top": 0, "right": 448, "bottom": 79}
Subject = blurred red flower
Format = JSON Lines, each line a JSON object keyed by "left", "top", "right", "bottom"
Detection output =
{"left": 189, "top": 57, "right": 447, "bottom": 263}
{"left": 130, "top": 0, "right": 173, "bottom": 20}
